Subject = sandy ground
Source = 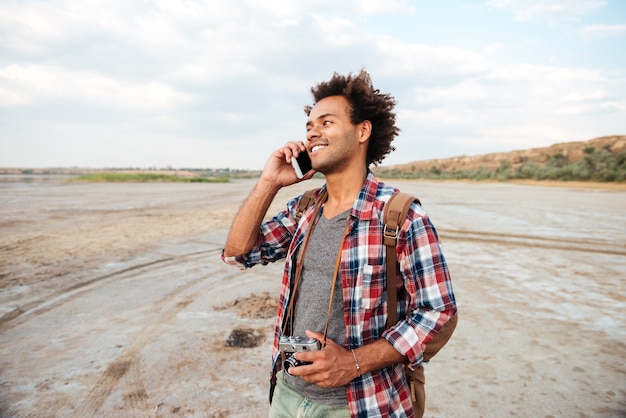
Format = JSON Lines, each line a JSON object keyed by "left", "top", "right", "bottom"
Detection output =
{"left": 0, "top": 177, "right": 625, "bottom": 418}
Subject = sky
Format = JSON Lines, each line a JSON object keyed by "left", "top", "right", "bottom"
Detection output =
{"left": 1, "top": 0, "right": 625, "bottom": 170}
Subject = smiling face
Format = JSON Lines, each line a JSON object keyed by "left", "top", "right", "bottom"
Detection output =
{"left": 305, "top": 95, "right": 370, "bottom": 176}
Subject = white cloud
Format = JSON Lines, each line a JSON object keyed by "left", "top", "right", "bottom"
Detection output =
{"left": 489, "top": 0, "right": 606, "bottom": 23}
{"left": 580, "top": 24, "right": 626, "bottom": 39}
{"left": 376, "top": 40, "right": 490, "bottom": 80}
{"left": 0, "top": 0, "right": 624, "bottom": 169}
{"left": 400, "top": 107, "right": 477, "bottom": 127}
{"left": 309, "top": 15, "right": 364, "bottom": 48}
{"left": 355, "top": 0, "right": 414, "bottom": 15}
{"left": 393, "top": 61, "right": 625, "bottom": 158}
{"left": 0, "top": 64, "right": 193, "bottom": 110}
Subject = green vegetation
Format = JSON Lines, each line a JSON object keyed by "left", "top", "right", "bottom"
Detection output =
{"left": 74, "top": 173, "right": 229, "bottom": 183}
{"left": 377, "top": 147, "right": 626, "bottom": 183}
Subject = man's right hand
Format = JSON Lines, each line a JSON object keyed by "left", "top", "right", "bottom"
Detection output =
{"left": 223, "top": 141, "right": 315, "bottom": 258}
{"left": 260, "top": 141, "right": 316, "bottom": 190}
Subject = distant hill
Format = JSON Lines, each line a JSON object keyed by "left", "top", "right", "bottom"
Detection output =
{"left": 374, "top": 135, "right": 626, "bottom": 182}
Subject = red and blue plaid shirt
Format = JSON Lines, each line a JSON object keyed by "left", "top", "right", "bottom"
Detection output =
{"left": 222, "top": 172, "right": 457, "bottom": 418}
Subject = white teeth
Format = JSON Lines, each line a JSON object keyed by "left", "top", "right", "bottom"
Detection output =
{"left": 311, "top": 145, "right": 326, "bottom": 153}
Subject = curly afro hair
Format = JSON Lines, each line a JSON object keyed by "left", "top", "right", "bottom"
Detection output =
{"left": 304, "top": 69, "right": 399, "bottom": 166}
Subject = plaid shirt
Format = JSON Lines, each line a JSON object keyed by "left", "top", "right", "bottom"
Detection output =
{"left": 222, "top": 172, "right": 457, "bottom": 418}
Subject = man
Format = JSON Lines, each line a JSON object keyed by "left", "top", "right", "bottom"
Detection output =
{"left": 222, "top": 70, "right": 456, "bottom": 418}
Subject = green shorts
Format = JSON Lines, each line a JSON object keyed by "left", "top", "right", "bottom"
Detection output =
{"left": 269, "top": 371, "right": 350, "bottom": 418}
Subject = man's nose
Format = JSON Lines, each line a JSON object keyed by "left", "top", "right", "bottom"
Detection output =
{"left": 306, "top": 127, "right": 320, "bottom": 142}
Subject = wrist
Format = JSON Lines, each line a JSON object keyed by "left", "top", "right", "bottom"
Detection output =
{"left": 255, "top": 177, "right": 281, "bottom": 196}
{"left": 350, "top": 349, "right": 361, "bottom": 377}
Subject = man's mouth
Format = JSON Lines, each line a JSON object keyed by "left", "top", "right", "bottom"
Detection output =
{"left": 311, "top": 145, "right": 327, "bottom": 154}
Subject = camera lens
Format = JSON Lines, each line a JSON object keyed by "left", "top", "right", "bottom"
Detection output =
{"left": 283, "top": 356, "right": 300, "bottom": 375}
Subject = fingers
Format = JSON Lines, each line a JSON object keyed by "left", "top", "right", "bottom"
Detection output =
{"left": 294, "top": 331, "right": 340, "bottom": 365}
{"left": 288, "top": 335, "right": 355, "bottom": 387}
{"left": 261, "top": 141, "right": 310, "bottom": 187}
{"left": 305, "top": 330, "right": 325, "bottom": 345}
{"left": 283, "top": 141, "right": 307, "bottom": 163}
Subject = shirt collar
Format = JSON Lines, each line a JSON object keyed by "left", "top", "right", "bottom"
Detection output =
{"left": 349, "top": 170, "right": 380, "bottom": 221}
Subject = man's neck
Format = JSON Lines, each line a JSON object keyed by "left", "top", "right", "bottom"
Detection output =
{"left": 322, "top": 168, "right": 367, "bottom": 219}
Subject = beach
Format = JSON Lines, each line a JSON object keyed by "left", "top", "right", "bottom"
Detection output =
{"left": 0, "top": 177, "right": 625, "bottom": 417}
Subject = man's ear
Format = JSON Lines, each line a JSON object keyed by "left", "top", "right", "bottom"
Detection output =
{"left": 358, "top": 120, "right": 372, "bottom": 144}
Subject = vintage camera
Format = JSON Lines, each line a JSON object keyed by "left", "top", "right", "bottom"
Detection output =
{"left": 279, "top": 336, "right": 320, "bottom": 374}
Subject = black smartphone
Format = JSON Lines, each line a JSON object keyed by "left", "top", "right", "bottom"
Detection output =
{"left": 291, "top": 152, "right": 312, "bottom": 179}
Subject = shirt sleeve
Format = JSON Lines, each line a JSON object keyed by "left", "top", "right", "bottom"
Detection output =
{"left": 382, "top": 205, "right": 457, "bottom": 368}
{"left": 221, "top": 196, "right": 300, "bottom": 269}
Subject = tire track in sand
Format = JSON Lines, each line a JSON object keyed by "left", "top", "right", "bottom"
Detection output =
{"left": 0, "top": 248, "right": 221, "bottom": 330}
{"left": 441, "top": 229, "right": 626, "bottom": 256}
{"left": 0, "top": 241, "right": 242, "bottom": 417}
{"left": 67, "top": 259, "right": 241, "bottom": 417}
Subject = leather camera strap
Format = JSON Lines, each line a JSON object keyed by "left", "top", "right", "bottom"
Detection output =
{"left": 282, "top": 188, "right": 350, "bottom": 349}
{"left": 320, "top": 221, "right": 351, "bottom": 348}
{"left": 283, "top": 189, "right": 327, "bottom": 336}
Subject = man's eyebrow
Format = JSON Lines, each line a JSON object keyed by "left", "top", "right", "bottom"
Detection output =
{"left": 306, "top": 112, "right": 337, "bottom": 127}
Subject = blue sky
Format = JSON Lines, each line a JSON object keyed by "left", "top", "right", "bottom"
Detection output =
{"left": 1, "top": 0, "right": 625, "bottom": 169}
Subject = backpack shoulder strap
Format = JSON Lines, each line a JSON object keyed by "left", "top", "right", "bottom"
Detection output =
{"left": 295, "top": 188, "right": 320, "bottom": 224}
{"left": 384, "top": 191, "right": 419, "bottom": 327}
{"left": 384, "top": 191, "right": 458, "bottom": 363}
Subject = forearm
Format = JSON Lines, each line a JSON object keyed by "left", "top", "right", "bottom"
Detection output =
{"left": 223, "top": 179, "right": 280, "bottom": 257}
{"left": 292, "top": 331, "right": 407, "bottom": 388}
{"left": 351, "top": 338, "right": 406, "bottom": 377}
{"left": 354, "top": 307, "right": 458, "bottom": 376}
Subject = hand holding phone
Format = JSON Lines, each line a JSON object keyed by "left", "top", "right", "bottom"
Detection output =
{"left": 291, "top": 151, "right": 313, "bottom": 179}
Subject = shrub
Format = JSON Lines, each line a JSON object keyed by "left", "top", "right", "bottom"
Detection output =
{"left": 378, "top": 145, "right": 624, "bottom": 183}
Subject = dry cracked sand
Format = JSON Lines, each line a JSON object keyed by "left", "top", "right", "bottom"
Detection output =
{"left": 0, "top": 177, "right": 625, "bottom": 417}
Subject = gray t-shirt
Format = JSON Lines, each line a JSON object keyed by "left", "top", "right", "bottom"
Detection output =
{"left": 285, "top": 208, "right": 350, "bottom": 405}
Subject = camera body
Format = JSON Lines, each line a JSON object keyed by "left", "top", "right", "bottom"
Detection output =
{"left": 279, "top": 335, "right": 320, "bottom": 374}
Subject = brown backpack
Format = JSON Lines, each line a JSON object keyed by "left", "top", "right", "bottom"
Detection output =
{"left": 296, "top": 189, "right": 458, "bottom": 417}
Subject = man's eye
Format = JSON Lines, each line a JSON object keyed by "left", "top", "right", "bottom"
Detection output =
{"left": 323, "top": 120, "right": 332, "bottom": 126}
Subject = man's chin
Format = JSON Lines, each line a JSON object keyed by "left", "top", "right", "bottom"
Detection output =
{"left": 310, "top": 162, "right": 325, "bottom": 174}
{"left": 312, "top": 166, "right": 329, "bottom": 176}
